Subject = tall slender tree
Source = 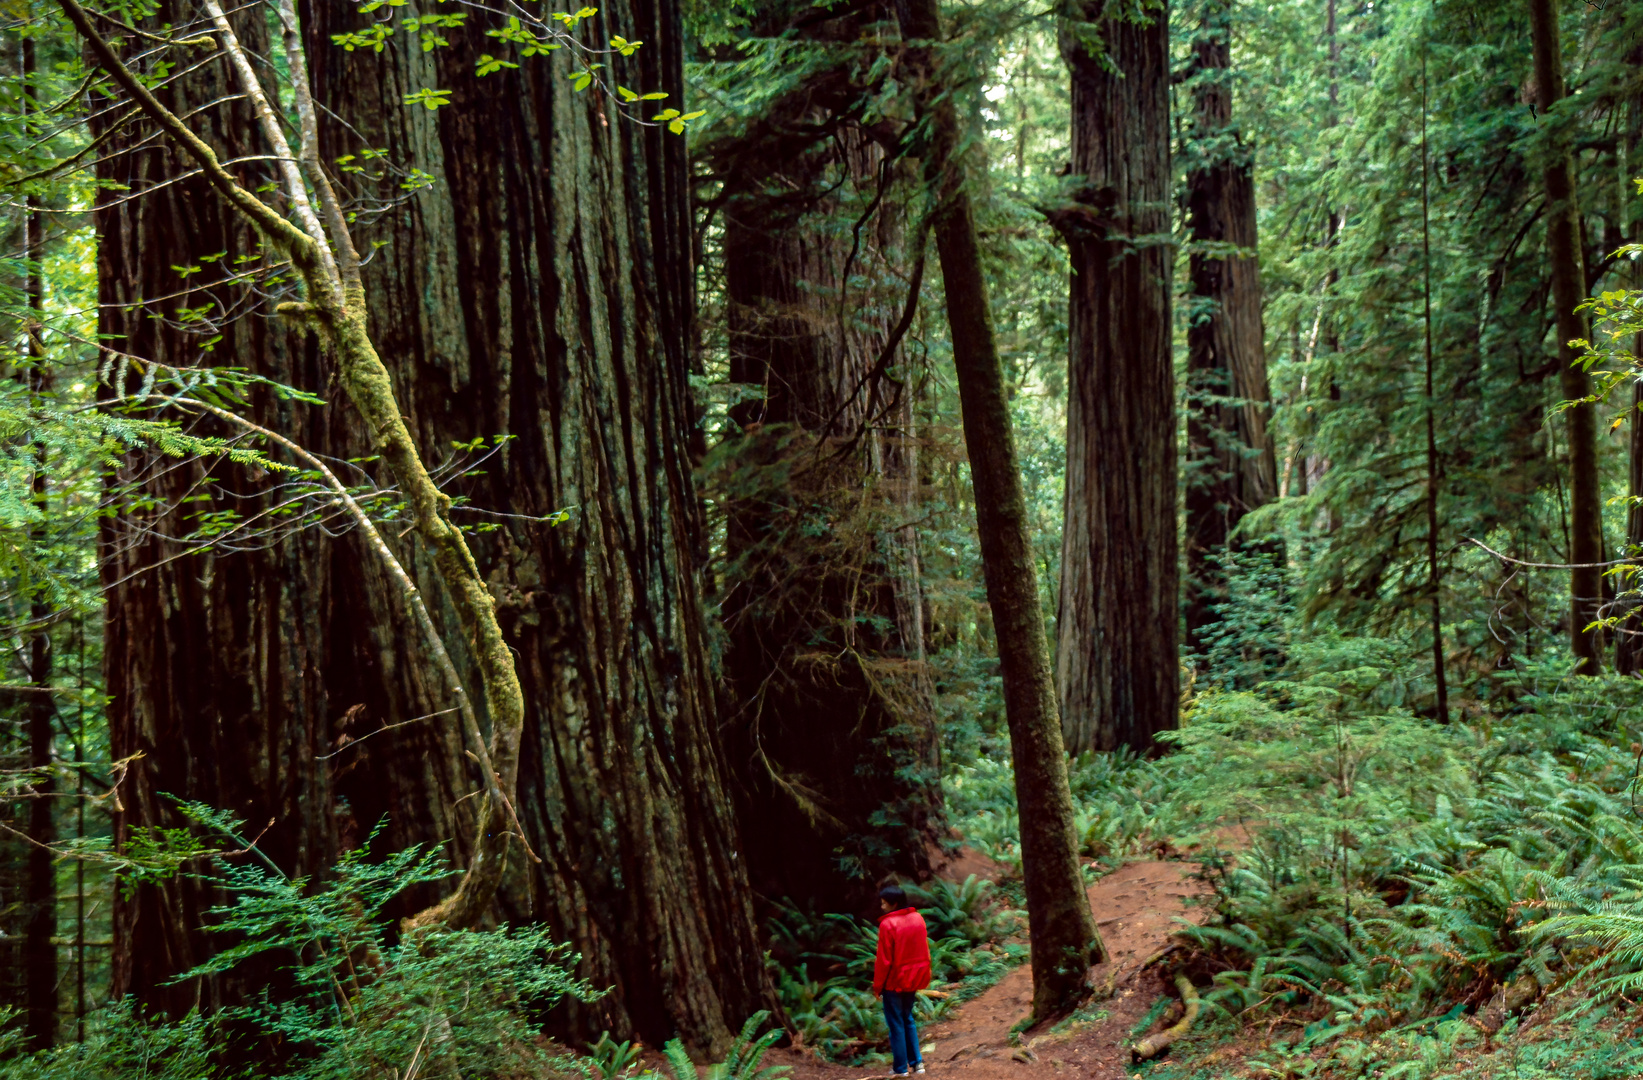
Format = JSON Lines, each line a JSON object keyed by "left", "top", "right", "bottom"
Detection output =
{"left": 1181, "top": 0, "right": 1277, "bottom": 659}
{"left": 1527, "top": 0, "right": 1603, "bottom": 673}
{"left": 1056, "top": 0, "right": 1178, "bottom": 750}
{"left": 1417, "top": 51, "right": 1449, "bottom": 720}
{"left": 19, "top": 24, "right": 57, "bottom": 1047}
{"left": 1617, "top": 39, "right": 1643, "bottom": 675}
{"left": 893, "top": 0, "right": 1103, "bottom": 1020}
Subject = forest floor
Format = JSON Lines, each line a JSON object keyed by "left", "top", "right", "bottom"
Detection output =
{"left": 766, "top": 857, "right": 1212, "bottom": 1080}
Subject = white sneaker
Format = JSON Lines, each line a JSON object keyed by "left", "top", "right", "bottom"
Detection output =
{"left": 915, "top": 1065, "right": 926, "bottom": 1075}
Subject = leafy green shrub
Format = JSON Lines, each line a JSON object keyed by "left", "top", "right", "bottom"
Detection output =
{"left": 0, "top": 1001, "right": 222, "bottom": 1080}
{"left": 0, "top": 808, "right": 598, "bottom": 1080}
{"left": 590, "top": 1031, "right": 644, "bottom": 1080}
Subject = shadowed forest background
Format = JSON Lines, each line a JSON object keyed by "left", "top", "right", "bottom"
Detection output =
{"left": 7, "top": 0, "right": 1643, "bottom": 1076}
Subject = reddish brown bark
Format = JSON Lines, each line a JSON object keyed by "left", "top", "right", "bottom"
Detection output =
{"left": 1181, "top": 0, "right": 1277, "bottom": 658}
{"left": 97, "top": 0, "right": 771, "bottom": 1051}
{"left": 895, "top": 0, "right": 1103, "bottom": 1021}
{"left": 1057, "top": 3, "right": 1178, "bottom": 751}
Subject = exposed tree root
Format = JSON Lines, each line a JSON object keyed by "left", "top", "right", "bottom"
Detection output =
{"left": 1131, "top": 975, "right": 1201, "bottom": 1061}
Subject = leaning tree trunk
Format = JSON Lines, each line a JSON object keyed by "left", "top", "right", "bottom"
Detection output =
{"left": 894, "top": 0, "right": 1103, "bottom": 1022}
{"left": 709, "top": 11, "right": 943, "bottom": 911}
{"left": 98, "top": 0, "right": 772, "bottom": 1050}
{"left": 1527, "top": 0, "right": 1603, "bottom": 674}
{"left": 1181, "top": 0, "right": 1276, "bottom": 661}
{"left": 1056, "top": 2, "right": 1178, "bottom": 751}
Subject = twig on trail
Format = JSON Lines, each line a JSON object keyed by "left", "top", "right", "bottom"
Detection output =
{"left": 1093, "top": 942, "right": 1180, "bottom": 1000}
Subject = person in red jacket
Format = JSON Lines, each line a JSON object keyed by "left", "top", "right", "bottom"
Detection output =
{"left": 873, "top": 885, "right": 931, "bottom": 1076}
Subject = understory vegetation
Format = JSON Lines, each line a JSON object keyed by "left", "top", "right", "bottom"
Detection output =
{"left": 942, "top": 575, "right": 1643, "bottom": 1078}
{"left": 19, "top": 558, "right": 1643, "bottom": 1080}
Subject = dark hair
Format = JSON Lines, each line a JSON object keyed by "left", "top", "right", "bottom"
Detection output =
{"left": 879, "top": 885, "right": 907, "bottom": 909}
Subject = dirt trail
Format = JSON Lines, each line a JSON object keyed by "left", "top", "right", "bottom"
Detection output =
{"left": 769, "top": 859, "right": 1212, "bottom": 1080}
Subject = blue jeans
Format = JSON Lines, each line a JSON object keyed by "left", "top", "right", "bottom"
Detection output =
{"left": 882, "top": 989, "right": 921, "bottom": 1073}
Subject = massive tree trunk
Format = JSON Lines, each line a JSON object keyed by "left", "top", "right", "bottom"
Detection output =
{"left": 95, "top": 2, "right": 448, "bottom": 1015}
{"left": 1527, "top": 0, "right": 1603, "bottom": 674}
{"left": 1181, "top": 0, "right": 1276, "bottom": 660}
{"left": 894, "top": 0, "right": 1103, "bottom": 1021}
{"left": 98, "top": 0, "right": 770, "bottom": 1050}
{"left": 1057, "top": 2, "right": 1178, "bottom": 751}
{"left": 714, "top": 77, "right": 943, "bottom": 911}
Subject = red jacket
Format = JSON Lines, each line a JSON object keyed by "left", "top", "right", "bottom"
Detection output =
{"left": 874, "top": 907, "right": 932, "bottom": 994}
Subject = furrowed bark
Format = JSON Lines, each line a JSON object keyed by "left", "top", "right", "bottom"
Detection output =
{"left": 95, "top": 0, "right": 774, "bottom": 1047}
{"left": 1057, "top": 2, "right": 1179, "bottom": 751}
{"left": 1181, "top": 0, "right": 1277, "bottom": 660}
{"left": 62, "top": 0, "right": 522, "bottom": 930}
{"left": 302, "top": 0, "right": 777, "bottom": 1045}
{"left": 1527, "top": 0, "right": 1603, "bottom": 673}
{"left": 893, "top": 0, "right": 1103, "bottom": 1021}
{"left": 169, "top": 397, "right": 527, "bottom": 868}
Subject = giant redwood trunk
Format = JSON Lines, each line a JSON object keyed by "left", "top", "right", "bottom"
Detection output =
{"left": 1056, "top": 3, "right": 1178, "bottom": 751}
{"left": 99, "top": 0, "right": 771, "bottom": 1050}
{"left": 1527, "top": 0, "right": 1603, "bottom": 674}
{"left": 709, "top": 4, "right": 942, "bottom": 911}
{"left": 1181, "top": 0, "right": 1276, "bottom": 660}
{"left": 94, "top": 4, "right": 413, "bottom": 1015}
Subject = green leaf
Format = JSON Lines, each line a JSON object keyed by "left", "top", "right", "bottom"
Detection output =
{"left": 476, "top": 53, "right": 519, "bottom": 76}
{"left": 401, "top": 88, "right": 453, "bottom": 110}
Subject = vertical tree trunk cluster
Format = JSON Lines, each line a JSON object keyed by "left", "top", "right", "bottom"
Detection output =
{"left": 97, "top": 0, "right": 770, "bottom": 1050}
{"left": 1181, "top": 0, "right": 1276, "bottom": 660}
{"left": 709, "top": 5, "right": 944, "bottom": 910}
{"left": 1527, "top": 0, "right": 1604, "bottom": 674}
{"left": 1057, "top": 2, "right": 1178, "bottom": 751}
